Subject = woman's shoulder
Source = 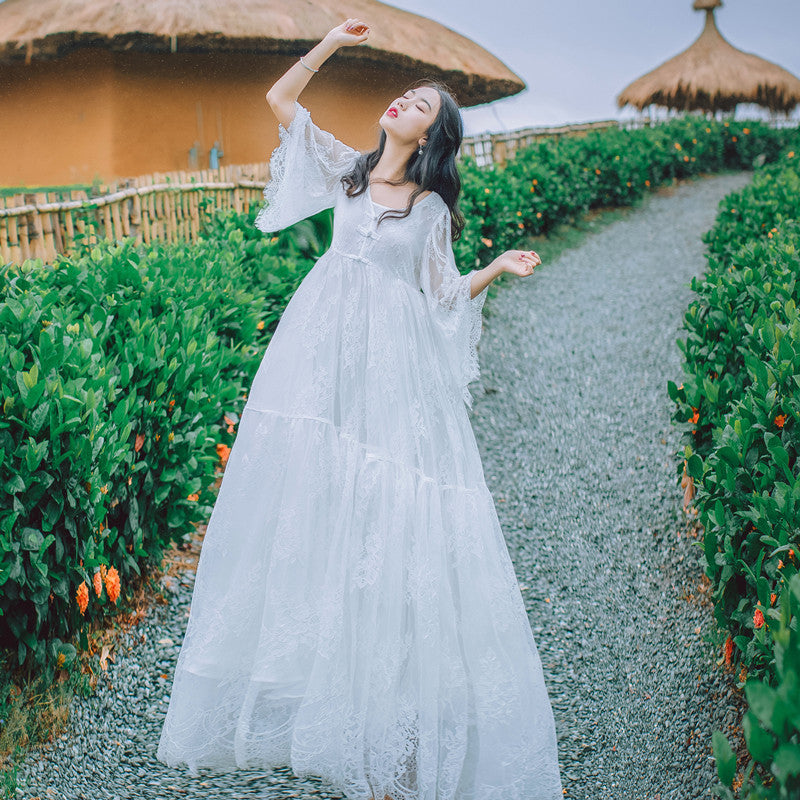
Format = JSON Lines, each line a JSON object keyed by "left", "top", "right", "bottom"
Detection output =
{"left": 423, "top": 190, "right": 447, "bottom": 214}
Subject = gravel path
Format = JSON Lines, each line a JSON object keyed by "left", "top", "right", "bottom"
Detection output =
{"left": 11, "top": 171, "right": 751, "bottom": 800}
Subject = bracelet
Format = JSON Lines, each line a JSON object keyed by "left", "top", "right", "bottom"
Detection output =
{"left": 299, "top": 56, "right": 319, "bottom": 73}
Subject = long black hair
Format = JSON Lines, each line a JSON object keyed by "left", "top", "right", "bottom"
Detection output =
{"left": 340, "top": 79, "right": 466, "bottom": 241}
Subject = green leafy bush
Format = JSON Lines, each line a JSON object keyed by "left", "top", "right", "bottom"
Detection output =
{"left": 0, "top": 213, "right": 316, "bottom": 671}
{"left": 670, "top": 148, "right": 800, "bottom": 798}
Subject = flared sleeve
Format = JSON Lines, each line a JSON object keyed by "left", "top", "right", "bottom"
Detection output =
{"left": 254, "top": 100, "right": 361, "bottom": 234}
{"left": 416, "top": 206, "right": 490, "bottom": 410}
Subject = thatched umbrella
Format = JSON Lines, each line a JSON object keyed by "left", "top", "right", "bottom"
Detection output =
{"left": 0, "top": 0, "right": 524, "bottom": 106}
{"left": 617, "top": 0, "right": 800, "bottom": 113}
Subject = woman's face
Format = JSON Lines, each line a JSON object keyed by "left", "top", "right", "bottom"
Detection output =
{"left": 380, "top": 86, "right": 441, "bottom": 146}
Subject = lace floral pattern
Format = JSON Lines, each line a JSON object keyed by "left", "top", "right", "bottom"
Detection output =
{"left": 157, "top": 101, "right": 563, "bottom": 799}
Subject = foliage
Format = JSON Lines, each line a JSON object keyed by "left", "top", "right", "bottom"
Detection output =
{"left": 669, "top": 149, "right": 800, "bottom": 799}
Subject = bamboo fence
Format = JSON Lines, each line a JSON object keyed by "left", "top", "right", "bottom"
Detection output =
{"left": 0, "top": 163, "right": 270, "bottom": 266}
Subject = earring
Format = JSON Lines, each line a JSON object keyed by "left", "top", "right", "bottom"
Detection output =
{"left": 418, "top": 145, "right": 424, "bottom": 154}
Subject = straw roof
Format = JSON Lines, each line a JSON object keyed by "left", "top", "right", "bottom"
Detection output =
{"left": 0, "top": 0, "right": 524, "bottom": 106}
{"left": 617, "top": 1, "right": 800, "bottom": 113}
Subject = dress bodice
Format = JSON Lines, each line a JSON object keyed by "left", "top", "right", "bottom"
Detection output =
{"left": 253, "top": 99, "right": 489, "bottom": 409}
{"left": 329, "top": 182, "right": 442, "bottom": 291}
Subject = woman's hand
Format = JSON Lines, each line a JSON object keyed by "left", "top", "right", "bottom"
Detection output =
{"left": 493, "top": 249, "right": 542, "bottom": 277}
{"left": 324, "top": 19, "right": 371, "bottom": 49}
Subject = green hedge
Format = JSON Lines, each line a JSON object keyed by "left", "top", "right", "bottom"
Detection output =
{"left": 669, "top": 149, "right": 800, "bottom": 799}
{"left": 0, "top": 221, "right": 317, "bottom": 672}
{"left": 453, "top": 118, "right": 798, "bottom": 272}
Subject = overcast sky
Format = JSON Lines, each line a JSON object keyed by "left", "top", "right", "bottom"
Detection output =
{"left": 387, "top": 0, "right": 800, "bottom": 134}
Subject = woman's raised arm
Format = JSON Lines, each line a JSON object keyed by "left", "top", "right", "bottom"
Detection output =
{"left": 266, "top": 19, "right": 371, "bottom": 130}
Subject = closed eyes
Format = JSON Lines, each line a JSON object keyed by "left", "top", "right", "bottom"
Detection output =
{"left": 403, "top": 90, "right": 430, "bottom": 113}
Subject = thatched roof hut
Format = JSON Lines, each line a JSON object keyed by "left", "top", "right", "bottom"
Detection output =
{"left": 617, "top": 0, "right": 800, "bottom": 113}
{"left": 0, "top": 0, "right": 525, "bottom": 186}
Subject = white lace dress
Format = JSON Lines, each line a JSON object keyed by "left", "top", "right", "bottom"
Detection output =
{"left": 156, "top": 100, "right": 563, "bottom": 800}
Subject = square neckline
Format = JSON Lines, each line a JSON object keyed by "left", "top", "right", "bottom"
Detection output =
{"left": 367, "top": 182, "right": 436, "bottom": 211}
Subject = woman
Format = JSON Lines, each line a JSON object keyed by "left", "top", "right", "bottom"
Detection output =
{"left": 157, "top": 18, "right": 563, "bottom": 800}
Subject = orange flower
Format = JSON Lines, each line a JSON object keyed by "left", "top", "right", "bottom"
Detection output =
{"left": 104, "top": 566, "right": 121, "bottom": 604}
{"left": 532, "top": 178, "right": 538, "bottom": 185}
{"left": 753, "top": 608, "right": 764, "bottom": 629}
{"left": 684, "top": 155, "right": 690, "bottom": 162}
{"left": 516, "top": 210, "right": 522, "bottom": 217}
{"left": 705, "top": 127, "right": 711, "bottom": 133}
{"left": 484, "top": 187, "right": 491, "bottom": 194}
{"left": 645, "top": 180, "right": 651, "bottom": 187}
{"left": 770, "top": 593, "right": 777, "bottom": 606}
{"left": 788, "top": 151, "right": 795, "bottom": 158}
{"left": 56, "top": 652, "right": 66, "bottom": 668}
{"left": 732, "top": 136, "right": 738, "bottom": 142}
{"left": 480, "top": 237, "right": 493, "bottom": 247}
{"left": 790, "top": 549, "right": 796, "bottom": 560}
{"left": 774, "top": 414, "right": 786, "bottom": 428}
{"left": 723, "top": 635, "right": 733, "bottom": 666}
{"left": 187, "top": 493, "right": 199, "bottom": 501}
{"left": 256, "top": 320, "right": 265, "bottom": 330}
{"left": 270, "top": 236, "right": 279, "bottom": 244}
{"left": 216, "top": 442, "right": 231, "bottom": 466}
{"left": 674, "top": 142, "right": 682, "bottom": 150}
{"left": 595, "top": 168, "right": 601, "bottom": 175}
{"left": 692, "top": 138, "right": 697, "bottom": 144}
{"left": 517, "top": 222, "right": 524, "bottom": 229}
{"left": 536, "top": 212, "right": 543, "bottom": 219}
{"left": 743, "top": 128, "right": 750, "bottom": 135}
{"left": 778, "top": 559, "right": 784, "bottom": 569}
{"left": 626, "top": 182, "right": 632, "bottom": 187}
{"left": 76, "top": 581, "right": 89, "bottom": 615}
{"left": 168, "top": 398, "right": 175, "bottom": 412}
{"left": 92, "top": 571, "right": 103, "bottom": 597}
{"left": 690, "top": 407, "right": 699, "bottom": 424}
